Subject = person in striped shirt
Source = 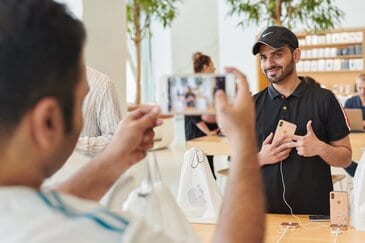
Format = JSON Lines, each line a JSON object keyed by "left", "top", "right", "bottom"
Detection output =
{"left": 76, "top": 66, "right": 122, "bottom": 157}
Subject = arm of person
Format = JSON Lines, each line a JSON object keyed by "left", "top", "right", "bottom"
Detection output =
{"left": 76, "top": 135, "right": 113, "bottom": 157}
{"left": 258, "top": 133, "right": 293, "bottom": 166}
{"left": 213, "top": 67, "right": 264, "bottom": 243}
{"left": 54, "top": 106, "right": 162, "bottom": 201}
{"left": 195, "top": 121, "right": 218, "bottom": 136}
{"left": 76, "top": 81, "right": 122, "bottom": 157}
{"left": 292, "top": 120, "right": 352, "bottom": 168}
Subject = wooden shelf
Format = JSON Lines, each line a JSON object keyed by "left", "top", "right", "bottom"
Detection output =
{"left": 297, "top": 27, "right": 365, "bottom": 90}
{"left": 301, "top": 55, "right": 362, "bottom": 60}
{"left": 299, "top": 70, "right": 361, "bottom": 74}
{"left": 300, "top": 42, "right": 362, "bottom": 49}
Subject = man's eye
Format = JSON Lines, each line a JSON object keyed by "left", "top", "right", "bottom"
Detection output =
{"left": 274, "top": 53, "right": 282, "bottom": 58}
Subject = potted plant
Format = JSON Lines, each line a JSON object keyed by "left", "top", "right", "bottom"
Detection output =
{"left": 225, "top": 0, "right": 344, "bottom": 90}
{"left": 126, "top": 0, "right": 180, "bottom": 105}
{"left": 225, "top": 0, "right": 343, "bottom": 32}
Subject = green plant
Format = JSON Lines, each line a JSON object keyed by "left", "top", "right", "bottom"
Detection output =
{"left": 126, "top": 0, "right": 180, "bottom": 104}
{"left": 226, "top": 0, "right": 344, "bottom": 32}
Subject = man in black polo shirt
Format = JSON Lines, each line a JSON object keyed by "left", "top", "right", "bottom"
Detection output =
{"left": 252, "top": 26, "right": 352, "bottom": 215}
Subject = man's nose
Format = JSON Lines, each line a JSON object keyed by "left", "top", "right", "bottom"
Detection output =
{"left": 265, "top": 57, "right": 275, "bottom": 68}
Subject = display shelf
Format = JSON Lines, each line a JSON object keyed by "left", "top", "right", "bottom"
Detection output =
{"left": 297, "top": 28, "right": 365, "bottom": 91}
{"left": 301, "top": 55, "right": 362, "bottom": 61}
{"left": 299, "top": 42, "right": 362, "bottom": 49}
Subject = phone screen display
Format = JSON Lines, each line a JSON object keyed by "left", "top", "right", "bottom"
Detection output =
{"left": 162, "top": 74, "right": 235, "bottom": 114}
{"left": 309, "top": 215, "right": 330, "bottom": 222}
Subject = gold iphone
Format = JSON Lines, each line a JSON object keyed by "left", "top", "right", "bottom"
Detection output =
{"left": 330, "top": 191, "right": 349, "bottom": 227}
{"left": 272, "top": 119, "right": 297, "bottom": 143}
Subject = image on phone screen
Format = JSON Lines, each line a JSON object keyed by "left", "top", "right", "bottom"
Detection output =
{"left": 166, "top": 74, "right": 227, "bottom": 114}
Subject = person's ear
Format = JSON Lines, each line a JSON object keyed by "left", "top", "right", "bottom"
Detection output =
{"left": 203, "top": 64, "right": 209, "bottom": 72}
{"left": 30, "top": 98, "right": 64, "bottom": 149}
{"left": 293, "top": 48, "right": 301, "bottom": 63}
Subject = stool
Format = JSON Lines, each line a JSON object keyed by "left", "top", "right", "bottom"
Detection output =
{"left": 217, "top": 168, "right": 229, "bottom": 192}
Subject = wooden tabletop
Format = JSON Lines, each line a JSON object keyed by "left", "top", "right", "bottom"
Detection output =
{"left": 349, "top": 133, "right": 365, "bottom": 161}
{"left": 192, "top": 214, "right": 365, "bottom": 243}
{"left": 186, "top": 133, "right": 364, "bottom": 161}
{"left": 186, "top": 135, "right": 231, "bottom": 156}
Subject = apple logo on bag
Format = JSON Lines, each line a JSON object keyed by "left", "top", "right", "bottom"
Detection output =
{"left": 188, "top": 184, "right": 206, "bottom": 207}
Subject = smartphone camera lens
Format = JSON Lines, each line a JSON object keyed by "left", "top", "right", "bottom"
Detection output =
{"left": 331, "top": 193, "right": 335, "bottom": 199}
{"left": 279, "top": 121, "right": 283, "bottom": 127}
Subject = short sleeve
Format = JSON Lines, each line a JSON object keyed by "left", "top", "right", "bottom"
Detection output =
{"left": 189, "top": 115, "right": 202, "bottom": 124}
{"left": 326, "top": 93, "right": 350, "bottom": 142}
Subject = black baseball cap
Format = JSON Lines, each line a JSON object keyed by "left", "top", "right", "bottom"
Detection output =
{"left": 252, "top": 26, "right": 298, "bottom": 55}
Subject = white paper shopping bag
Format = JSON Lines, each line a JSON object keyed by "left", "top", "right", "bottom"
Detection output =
{"left": 177, "top": 147, "right": 223, "bottom": 223}
{"left": 351, "top": 151, "right": 365, "bottom": 231}
{"left": 122, "top": 153, "right": 198, "bottom": 242}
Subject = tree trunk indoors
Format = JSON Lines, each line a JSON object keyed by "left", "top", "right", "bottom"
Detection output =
{"left": 133, "top": 2, "right": 142, "bottom": 105}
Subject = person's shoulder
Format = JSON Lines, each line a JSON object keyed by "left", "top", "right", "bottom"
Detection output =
{"left": 344, "top": 95, "right": 360, "bottom": 108}
{"left": 253, "top": 87, "right": 269, "bottom": 100}
{"left": 346, "top": 95, "right": 359, "bottom": 102}
{"left": 307, "top": 85, "right": 335, "bottom": 98}
{"left": 87, "top": 66, "right": 112, "bottom": 86}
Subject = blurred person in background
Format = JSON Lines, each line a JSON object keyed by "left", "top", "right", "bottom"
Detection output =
{"left": 185, "top": 52, "right": 219, "bottom": 179}
{"left": 344, "top": 73, "right": 365, "bottom": 123}
{"left": 76, "top": 66, "right": 122, "bottom": 157}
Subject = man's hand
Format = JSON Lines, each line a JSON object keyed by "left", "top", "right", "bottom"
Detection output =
{"left": 292, "top": 120, "right": 322, "bottom": 157}
{"left": 258, "top": 133, "right": 293, "bottom": 166}
{"left": 103, "top": 106, "right": 162, "bottom": 167}
{"left": 54, "top": 106, "right": 162, "bottom": 200}
{"left": 208, "top": 130, "right": 218, "bottom": 136}
{"left": 213, "top": 67, "right": 264, "bottom": 243}
{"left": 214, "top": 67, "right": 254, "bottom": 142}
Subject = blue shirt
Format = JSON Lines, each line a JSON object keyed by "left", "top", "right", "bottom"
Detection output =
{"left": 344, "top": 95, "right": 365, "bottom": 120}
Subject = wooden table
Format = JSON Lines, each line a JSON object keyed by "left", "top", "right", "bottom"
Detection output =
{"left": 186, "top": 133, "right": 365, "bottom": 161}
{"left": 350, "top": 133, "right": 365, "bottom": 161}
{"left": 192, "top": 214, "right": 365, "bottom": 243}
{"left": 186, "top": 135, "right": 231, "bottom": 156}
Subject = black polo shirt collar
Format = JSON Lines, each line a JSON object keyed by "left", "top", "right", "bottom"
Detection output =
{"left": 268, "top": 77, "right": 308, "bottom": 100}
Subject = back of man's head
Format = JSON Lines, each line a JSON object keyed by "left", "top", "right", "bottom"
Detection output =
{"left": 0, "top": 0, "right": 86, "bottom": 137}
{"left": 357, "top": 73, "right": 365, "bottom": 82}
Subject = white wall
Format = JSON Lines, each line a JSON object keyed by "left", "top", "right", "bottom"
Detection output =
{"left": 83, "top": 0, "right": 127, "bottom": 114}
{"left": 151, "top": 23, "right": 173, "bottom": 102}
{"left": 336, "top": 0, "right": 365, "bottom": 28}
{"left": 171, "top": 0, "right": 220, "bottom": 73}
{"left": 55, "top": 0, "right": 83, "bottom": 19}
{"left": 218, "top": 0, "right": 260, "bottom": 92}
{"left": 167, "top": 0, "right": 261, "bottom": 92}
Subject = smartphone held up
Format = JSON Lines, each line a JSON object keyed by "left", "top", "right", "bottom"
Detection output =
{"left": 157, "top": 73, "right": 236, "bottom": 115}
{"left": 272, "top": 119, "right": 297, "bottom": 143}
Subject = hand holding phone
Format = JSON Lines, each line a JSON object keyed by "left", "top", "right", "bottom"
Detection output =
{"left": 272, "top": 119, "right": 297, "bottom": 144}
{"left": 157, "top": 73, "right": 235, "bottom": 114}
